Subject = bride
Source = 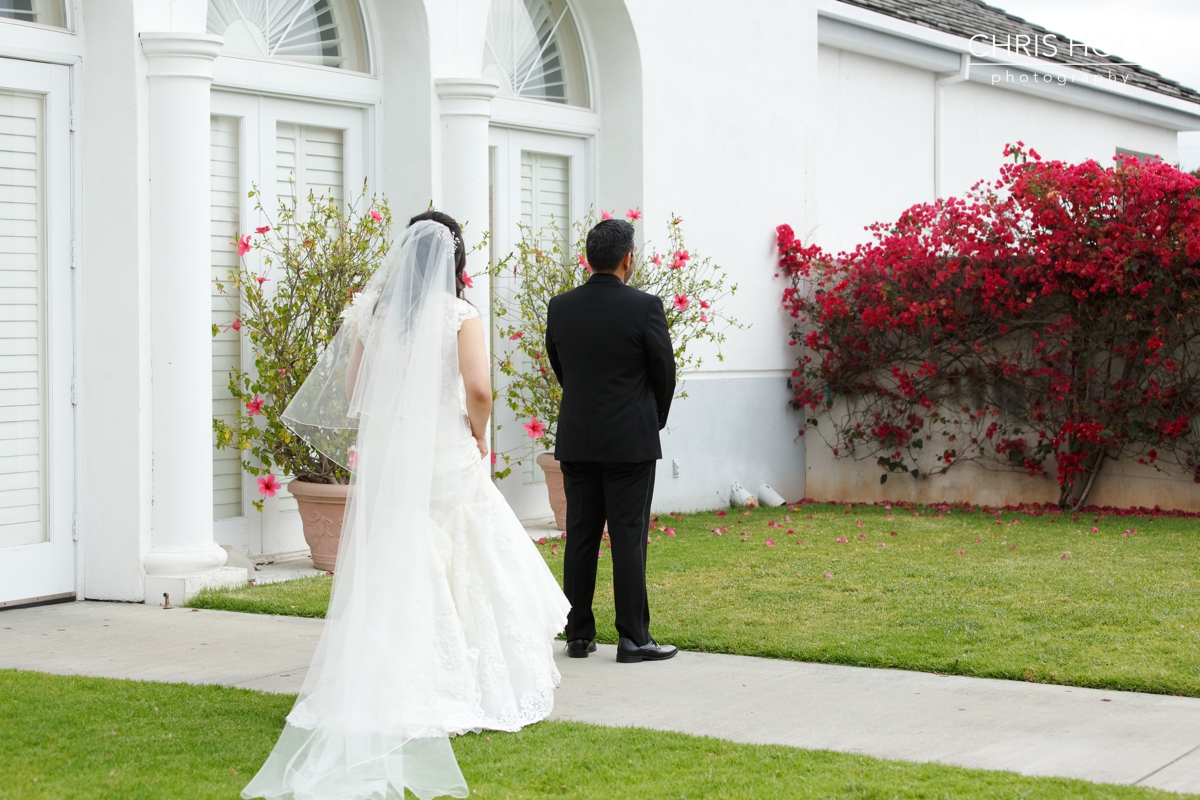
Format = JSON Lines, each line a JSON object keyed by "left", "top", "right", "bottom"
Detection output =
{"left": 242, "top": 213, "right": 571, "bottom": 800}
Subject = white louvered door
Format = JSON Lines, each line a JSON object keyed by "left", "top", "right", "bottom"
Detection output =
{"left": 0, "top": 59, "right": 73, "bottom": 606}
{"left": 488, "top": 127, "right": 587, "bottom": 523}
{"left": 517, "top": 150, "right": 570, "bottom": 486}
{"left": 210, "top": 91, "right": 364, "bottom": 557}
{"left": 210, "top": 114, "right": 243, "bottom": 522}
{"left": 276, "top": 123, "right": 345, "bottom": 215}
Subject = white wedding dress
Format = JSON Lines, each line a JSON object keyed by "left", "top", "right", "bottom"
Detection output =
{"left": 243, "top": 221, "right": 570, "bottom": 800}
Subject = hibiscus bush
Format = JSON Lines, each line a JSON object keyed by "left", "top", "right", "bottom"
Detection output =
{"left": 776, "top": 144, "right": 1200, "bottom": 510}
{"left": 212, "top": 182, "right": 391, "bottom": 506}
{"left": 489, "top": 210, "right": 741, "bottom": 479}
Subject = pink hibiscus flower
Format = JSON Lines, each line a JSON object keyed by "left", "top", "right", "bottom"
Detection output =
{"left": 524, "top": 417, "right": 547, "bottom": 440}
{"left": 673, "top": 294, "right": 690, "bottom": 312}
{"left": 509, "top": 331, "right": 525, "bottom": 341}
{"left": 230, "top": 318, "right": 241, "bottom": 332}
{"left": 257, "top": 475, "right": 281, "bottom": 497}
{"left": 601, "top": 210, "right": 614, "bottom": 220}
{"left": 236, "top": 235, "right": 252, "bottom": 257}
{"left": 369, "top": 209, "right": 382, "bottom": 222}
{"left": 625, "top": 208, "right": 642, "bottom": 220}
{"left": 462, "top": 273, "right": 474, "bottom": 289}
{"left": 245, "top": 394, "right": 265, "bottom": 416}
{"left": 255, "top": 225, "right": 271, "bottom": 235}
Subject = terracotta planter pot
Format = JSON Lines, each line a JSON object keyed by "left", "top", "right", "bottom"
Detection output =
{"left": 287, "top": 479, "right": 350, "bottom": 572}
{"left": 535, "top": 452, "right": 568, "bottom": 531}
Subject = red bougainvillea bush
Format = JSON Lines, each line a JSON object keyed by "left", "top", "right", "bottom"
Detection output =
{"left": 776, "top": 144, "right": 1200, "bottom": 510}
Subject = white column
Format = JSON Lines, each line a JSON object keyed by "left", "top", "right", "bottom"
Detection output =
{"left": 139, "top": 33, "right": 244, "bottom": 604}
{"left": 435, "top": 78, "right": 498, "bottom": 333}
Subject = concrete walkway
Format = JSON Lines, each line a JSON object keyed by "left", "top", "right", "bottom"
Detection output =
{"left": 3, "top": 601, "right": 1199, "bottom": 794}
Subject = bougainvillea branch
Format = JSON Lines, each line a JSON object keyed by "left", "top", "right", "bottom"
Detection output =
{"left": 776, "top": 145, "right": 1200, "bottom": 510}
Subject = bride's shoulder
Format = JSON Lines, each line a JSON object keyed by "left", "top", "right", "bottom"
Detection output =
{"left": 446, "top": 295, "right": 480, "bottom": 330}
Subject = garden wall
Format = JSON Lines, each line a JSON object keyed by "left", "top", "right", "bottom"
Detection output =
{"left": 805, "top": 434, "right": 1200, "bottom": 512}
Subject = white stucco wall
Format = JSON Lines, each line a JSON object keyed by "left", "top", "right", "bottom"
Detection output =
{"left": 629, "top": 0, "right": 816, "bottom": 510}
{"left": 814, "top": 45, "right": 934, "bottom": 254}
{"left": 1180, "top": 131, "right": 1200, "bottom": 172}
{"left": 77, "top": 1, "right": 153, "bottom": 601}
{"left": 941, "top": 80, "right": 1179, "bottom": 199}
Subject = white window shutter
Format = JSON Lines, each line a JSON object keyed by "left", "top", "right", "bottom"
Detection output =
{"left": 210, "top": 114, "right": 243, "bottom": 520}
{"left": 518, "top": 150, "right": 571, "bottom": 485}
{"left": 276, "top": 122, "right": 344, "bottom": 216}
{"left": 274, "top": 121, "right": 345, "bottom": 513}
{"left": 0, "top": 90, "right": 47, "bottom": 548}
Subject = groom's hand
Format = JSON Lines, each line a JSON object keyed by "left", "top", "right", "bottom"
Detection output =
{"left": 475, "top": 436, "right": 488, "bottom": 459}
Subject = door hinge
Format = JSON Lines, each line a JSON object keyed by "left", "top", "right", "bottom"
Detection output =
{"left": 70, "top": 239, "right": 78, "bottom": 269}
{"left": 69, "top": 102, "right": 77, "bottom": 131}
{"left": 72, "top": 514, "right": 79, "bottom": 541}
{"left": 71, "top": 379, "right": 78, "bottom": 406}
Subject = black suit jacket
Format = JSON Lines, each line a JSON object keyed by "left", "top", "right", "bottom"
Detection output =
{"left": 546, "top": 273, "right": 676, "bottom": 463}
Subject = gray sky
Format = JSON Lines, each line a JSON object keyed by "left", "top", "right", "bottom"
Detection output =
{"left": 993, "top": 0, "right": 1200, "bottom": 167}
{"left": 993, "top": 0, "right": 1200, "bottom": 91}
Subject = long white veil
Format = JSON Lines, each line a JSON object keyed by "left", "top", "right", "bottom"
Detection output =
{"left": 243, "top": 221, "right": 469, "bottom": 800}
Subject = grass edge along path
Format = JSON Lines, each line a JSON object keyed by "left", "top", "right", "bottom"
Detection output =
{"left": 189, "top": 499, "right": 1200, "bottom": 698}
{"left": 1, "top": 670, "right": 1194, "bottom": 799}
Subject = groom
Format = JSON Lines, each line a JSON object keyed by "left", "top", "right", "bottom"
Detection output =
{"left": 546, "top": 219, "right": 678, "bottom": 664}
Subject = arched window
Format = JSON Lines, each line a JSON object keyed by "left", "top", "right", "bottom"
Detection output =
{"left": 206, "top": 0, "right": 369, "bottom": 72}
{"left": 484, "top": 0, "right": 588, "bottom": 107}
{"left": 0, "top": 0, "right": 67, "bottom": 28}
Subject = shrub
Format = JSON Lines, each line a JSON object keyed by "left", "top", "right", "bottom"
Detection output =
{"left": 776, "top": 144, "right": 1200, "bottom": 509}
{"left": 212, "top": 183, "right": 391, "bottom": 506}
{"left": 489, "top": 210, "right": 741, "bottom": 479}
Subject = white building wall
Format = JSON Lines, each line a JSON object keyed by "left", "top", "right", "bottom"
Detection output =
{"left": 814, "top": 45, "right": 934, "bottom": 254}
{"left": 941, "top": 80, "right": 1179, "bottom": 199}
{"left": 628, "top": 0, "right": 816, "bottom": 510}
{"left": 1181, "top": 131, "right": 1200, "bottom": 172}
{"left": 77, "top": 1, "right": 152, "bottom": 601}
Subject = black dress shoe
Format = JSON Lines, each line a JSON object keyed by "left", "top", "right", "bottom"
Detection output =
{"left": 616, "top": 637, "right": 678, "bottom": 663}
{"left": 566, "top": 639, "right": 597, "bottom": 658}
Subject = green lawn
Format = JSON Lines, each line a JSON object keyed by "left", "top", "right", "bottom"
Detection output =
{"left": 1, "top": 670, "right": 1189, "bottom": 799}
{"left": 189, "top": 501, "right": 1200, "bottom": 697}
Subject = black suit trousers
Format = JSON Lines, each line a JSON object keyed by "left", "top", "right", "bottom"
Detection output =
{"left": 560, "top": 460, "right": 655, "bottom": 646}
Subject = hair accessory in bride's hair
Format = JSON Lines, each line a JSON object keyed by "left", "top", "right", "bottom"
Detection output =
{"left": 432, "top": 222, "right": 456, "bottom": 251}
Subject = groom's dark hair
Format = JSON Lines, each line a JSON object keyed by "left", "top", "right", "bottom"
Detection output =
{"left": 586, "top": 219, "right": 635, "bottom": 273}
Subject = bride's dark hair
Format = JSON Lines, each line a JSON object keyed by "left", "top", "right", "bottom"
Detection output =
{"left": 408, "top": 210, "right": 468, "bottom": 298}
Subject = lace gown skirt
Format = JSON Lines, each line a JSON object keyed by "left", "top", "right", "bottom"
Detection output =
{"left": 424, "top": 415, "right": 571, "bottom": 732}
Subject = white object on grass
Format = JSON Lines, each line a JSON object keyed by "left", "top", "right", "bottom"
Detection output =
{"left": 730, "top": 482, "right": 758, "bottom": 508}
{"left": 757, "top": 482, "right": 786, "bottom": 507}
